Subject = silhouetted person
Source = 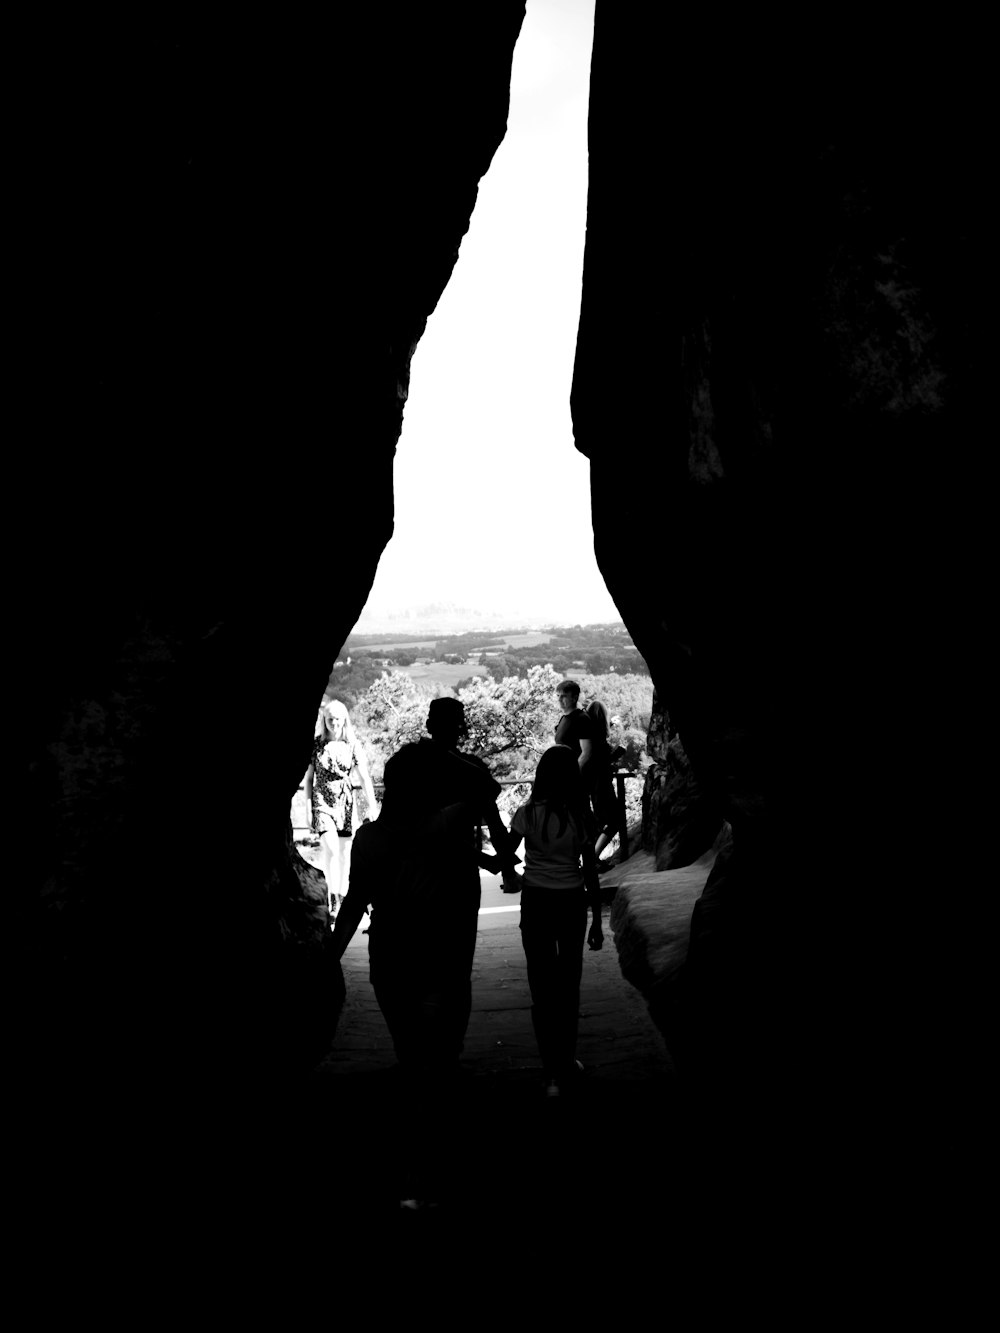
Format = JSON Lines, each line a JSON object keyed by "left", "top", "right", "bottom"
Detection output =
{"left": 418, "top": 696, "right": 520, "bottom": 872}
{"left": 503, "top": 744, "right": 603, "bottom": 1097}
{"left": 584, "top": 699, "right": 622, "bottom": 865}
{"left": 407, "top": 697, "right": 520, "bottom": 1039}
{"left": 328, "top": 745, "right": 475, "bottom": 1208}
{"left": 331, "top": 698, "right": 517, "bottom": 1058}
{"left": 329, "top": 745, "right": 474, "bottom": 1068}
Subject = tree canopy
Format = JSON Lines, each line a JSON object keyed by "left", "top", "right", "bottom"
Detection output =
{"left": 310, "top": 663, "right": 652, "bottom": 835}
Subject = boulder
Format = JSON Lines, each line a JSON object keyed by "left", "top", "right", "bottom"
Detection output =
{"left": 641, "top": 691, "right": 725, "bottom": 869}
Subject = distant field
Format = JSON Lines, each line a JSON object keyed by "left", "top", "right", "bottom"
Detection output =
{"left": 345, "top": 639, "right": 439, "bottom": 652}
{"left": 402, "top": 662, "right": 489, "bottom": 689}
{"left": 351, "top": 631, "right": 552, "bottom": 652}
{"left": 498, "top": 632, "right": 553, "bottom": 648}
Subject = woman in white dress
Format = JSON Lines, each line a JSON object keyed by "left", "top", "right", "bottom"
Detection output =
{"left": 302, "top": 700, "right": 378, "bottom": 916}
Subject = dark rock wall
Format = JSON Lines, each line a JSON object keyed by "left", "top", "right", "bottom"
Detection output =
{"left": 24, "top": 9, "right": 526, "bottom": 1205}
{"left": 641, "top": 690, "right": 724, "bottom": 870}
{"left": 22, "top": 5, "right": 986, "bottom": 1237}
{"left": 573, "top": 5, "right": 990, "bottom": 1200}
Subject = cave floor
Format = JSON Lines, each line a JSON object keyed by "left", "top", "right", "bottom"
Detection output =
{"left": 299, "top": 908, "right": 687, "bottom": 1242}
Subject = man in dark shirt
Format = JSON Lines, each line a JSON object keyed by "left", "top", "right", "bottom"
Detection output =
{"left": 417, "top": 697, "right": 514, "bottom": 880}
{"left": 331, "top": 698, "right": 518, "bottom": 1056}
{"left": 401, "top": 697, "right": 519, "bottom": 1055}
{"left": 554, "top": 679, "right": 594, "bottom": 775}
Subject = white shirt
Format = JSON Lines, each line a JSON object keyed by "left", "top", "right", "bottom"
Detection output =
{"left": 510, "top": 802, "right": 586, "bottom": 891}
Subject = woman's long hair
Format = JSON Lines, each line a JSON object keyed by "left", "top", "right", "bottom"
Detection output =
{"left": 584, "top": 699, "right": 609, "bottom": 741}
{"left": 527, "top": 744, "right": 585, "bottom": 842}
{"left": 315, "top": 698, "right": 356, "bottom": 748}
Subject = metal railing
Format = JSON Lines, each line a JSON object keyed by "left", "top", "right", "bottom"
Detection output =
{"left": 293, "top": 771, "right": 642, "bottom": 860}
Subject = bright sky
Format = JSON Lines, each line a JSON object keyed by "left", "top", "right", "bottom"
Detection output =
{"left": 357, "top": 0, "right": 618, "bottom": 629}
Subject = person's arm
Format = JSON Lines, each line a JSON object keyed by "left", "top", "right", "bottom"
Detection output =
{"left": 455, "top": 753, "right": 518, "bottom": 876}
{"left": 581, "top": 831, "right": 603, "bottom": 950}
{"left": 500, "top": 826, "right": 524, "bottom": 893}
{"left": 499, "top": 810, "right": 525, "bottom": 893}
{"left": 578, "top": 738, "right": 593, "bottom": 771}
{"left": 302, "top": 764, "right": 315, "bottom": 828}
{"left": 328, "top": 885, "right": 369, "bottom": 960}
{"left": 483, "top": 802, "right": 519, "bottom": 872}
{"left": 353, "top": 745, "right": 379, "bottom": 819}
{"left": 329, "top": 824, "right": 378, "bottom": 956}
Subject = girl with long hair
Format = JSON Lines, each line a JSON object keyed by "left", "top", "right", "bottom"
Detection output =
{"left": 584, "top": 699, "right": 622, "bottom": 863}
{"left": 302, "top": 698, "right": 378, "bottom": 915}
{"left": 504, "top": 744, "right": 603, "bottom": 1096}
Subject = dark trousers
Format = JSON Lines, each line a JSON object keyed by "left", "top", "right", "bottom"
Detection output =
{"left": 369, "top": 904, "right": 479, "bottom": 1072}
{"left": 519, "top": 884, "right": 587, "bottom": 1078}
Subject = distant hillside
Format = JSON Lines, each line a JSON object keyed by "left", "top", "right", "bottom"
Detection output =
{"left": 352, "top": 601, "right": 518, "bottom": 636}
{"left": 327, "top": 622, "right": 643, "bottom": 705}
{"left": 353, "top": 601, "right": 627, "bottom": 638}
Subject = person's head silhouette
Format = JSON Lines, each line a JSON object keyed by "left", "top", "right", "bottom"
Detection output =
{"left": 426, "top": 697, "right": 467, "bottom": 749}
{"left": 381, "top": 742, "right": 447, "bottom": 825}
{"left": 584, "top": 699, "right": 609, "bottom": 739}
{"left": 530, "top": 743, "right": 582, "bottom": 807}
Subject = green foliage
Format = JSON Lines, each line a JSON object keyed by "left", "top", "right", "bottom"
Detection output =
{"left": 571, "top": 672, "right": 654, "bottom": 747}
{"left": 457, "top": 665, "right": 561, "bottom": 821}
{"left": 302, "top": 658, "right": 653, "bottom": 840}
{"left": 351, "top": 671, "right": 434, "bottom": 784}
{"left": 425, "top": 633, "right": 506, "bottom": 656}
{"left": 475, "top": 624, "right": 648, "bottom": 681}
{"left": 323, "top": 657, "right": 384, "bottom": 708}
{"left": 347, "top": 661, "right": 651, "bottom": 797}
{"left": 485, "top": 653, "right": 516, "bottom": 683}
{"left": 459, "top": 665, "right": 562, "bottom": 771}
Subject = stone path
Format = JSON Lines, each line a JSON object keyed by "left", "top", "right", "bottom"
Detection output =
{"left": 302, "top": 891, "right": 690, "bottom": 1237}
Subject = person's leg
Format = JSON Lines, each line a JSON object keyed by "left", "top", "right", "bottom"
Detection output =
{"left": 373, "top": 959, "right": 452, "bottom": 1207}
{"left": 441, "top": 882, "right": 481, "bottom": 1059}
{"left": 594, "top": 778, "right": 618, "bottom": 859}
{"left": 372, "top": 980, "right": 434, "bottom": 1205}
{"left": 317, "top": 830, "right": 338, "bottom": 913}
{"left": 372, "top": 971, "right": 414, "bottom": 1065}
{"left": 340, "top": 831, "right": 353, "bottom": 901}
{"left": 328, "top": 832, "right": 351, "bottom": 913}
{"left": 520, "top": 889, "right": 561, "bottom": 1078}
{"left": 552, "top": 896, "right": 588, "bottom": 1077}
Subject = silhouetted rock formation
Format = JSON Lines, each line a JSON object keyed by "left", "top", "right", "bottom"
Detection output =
{"left": 641, "top": 690, "right": 724, "bottom": 869}
{"left": 23, "top": 8, "right": 527, "bottom": 1225}
{"left": 23, "top": 4, "right": 986, "bottom": 1248}
{"left": 572, "top": 5, "right": 989, "bottom": 1218}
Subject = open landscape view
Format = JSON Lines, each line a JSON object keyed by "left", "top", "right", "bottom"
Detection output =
{"left": 294, "top": 617, "right": 654, "bottom": 853}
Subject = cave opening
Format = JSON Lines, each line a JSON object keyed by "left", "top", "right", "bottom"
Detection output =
{"left": 358, "top": 0, "right": 610, "bottom": 636}
{"left": 282, "top": 5, "right": 689, "bottom": 1223}
{"left": 290, "top": 0, "right": 658, "bottom": 933}
{"left": 22, "top": 0, "right": 987, "bottom": 1265}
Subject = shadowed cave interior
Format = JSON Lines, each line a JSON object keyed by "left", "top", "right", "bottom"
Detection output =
{"left": 24, "top": 5, "right": 990, "bottom": 1276}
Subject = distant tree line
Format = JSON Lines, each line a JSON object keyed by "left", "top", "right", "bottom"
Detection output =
{"left": 482, "top": 645, "right": 648, "bottom": 681}
{"left": 480, "top": 624, "right": 649, "bottom": 682}
{"left": 325, "top": 622, "right": 650, "bottom": 708}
